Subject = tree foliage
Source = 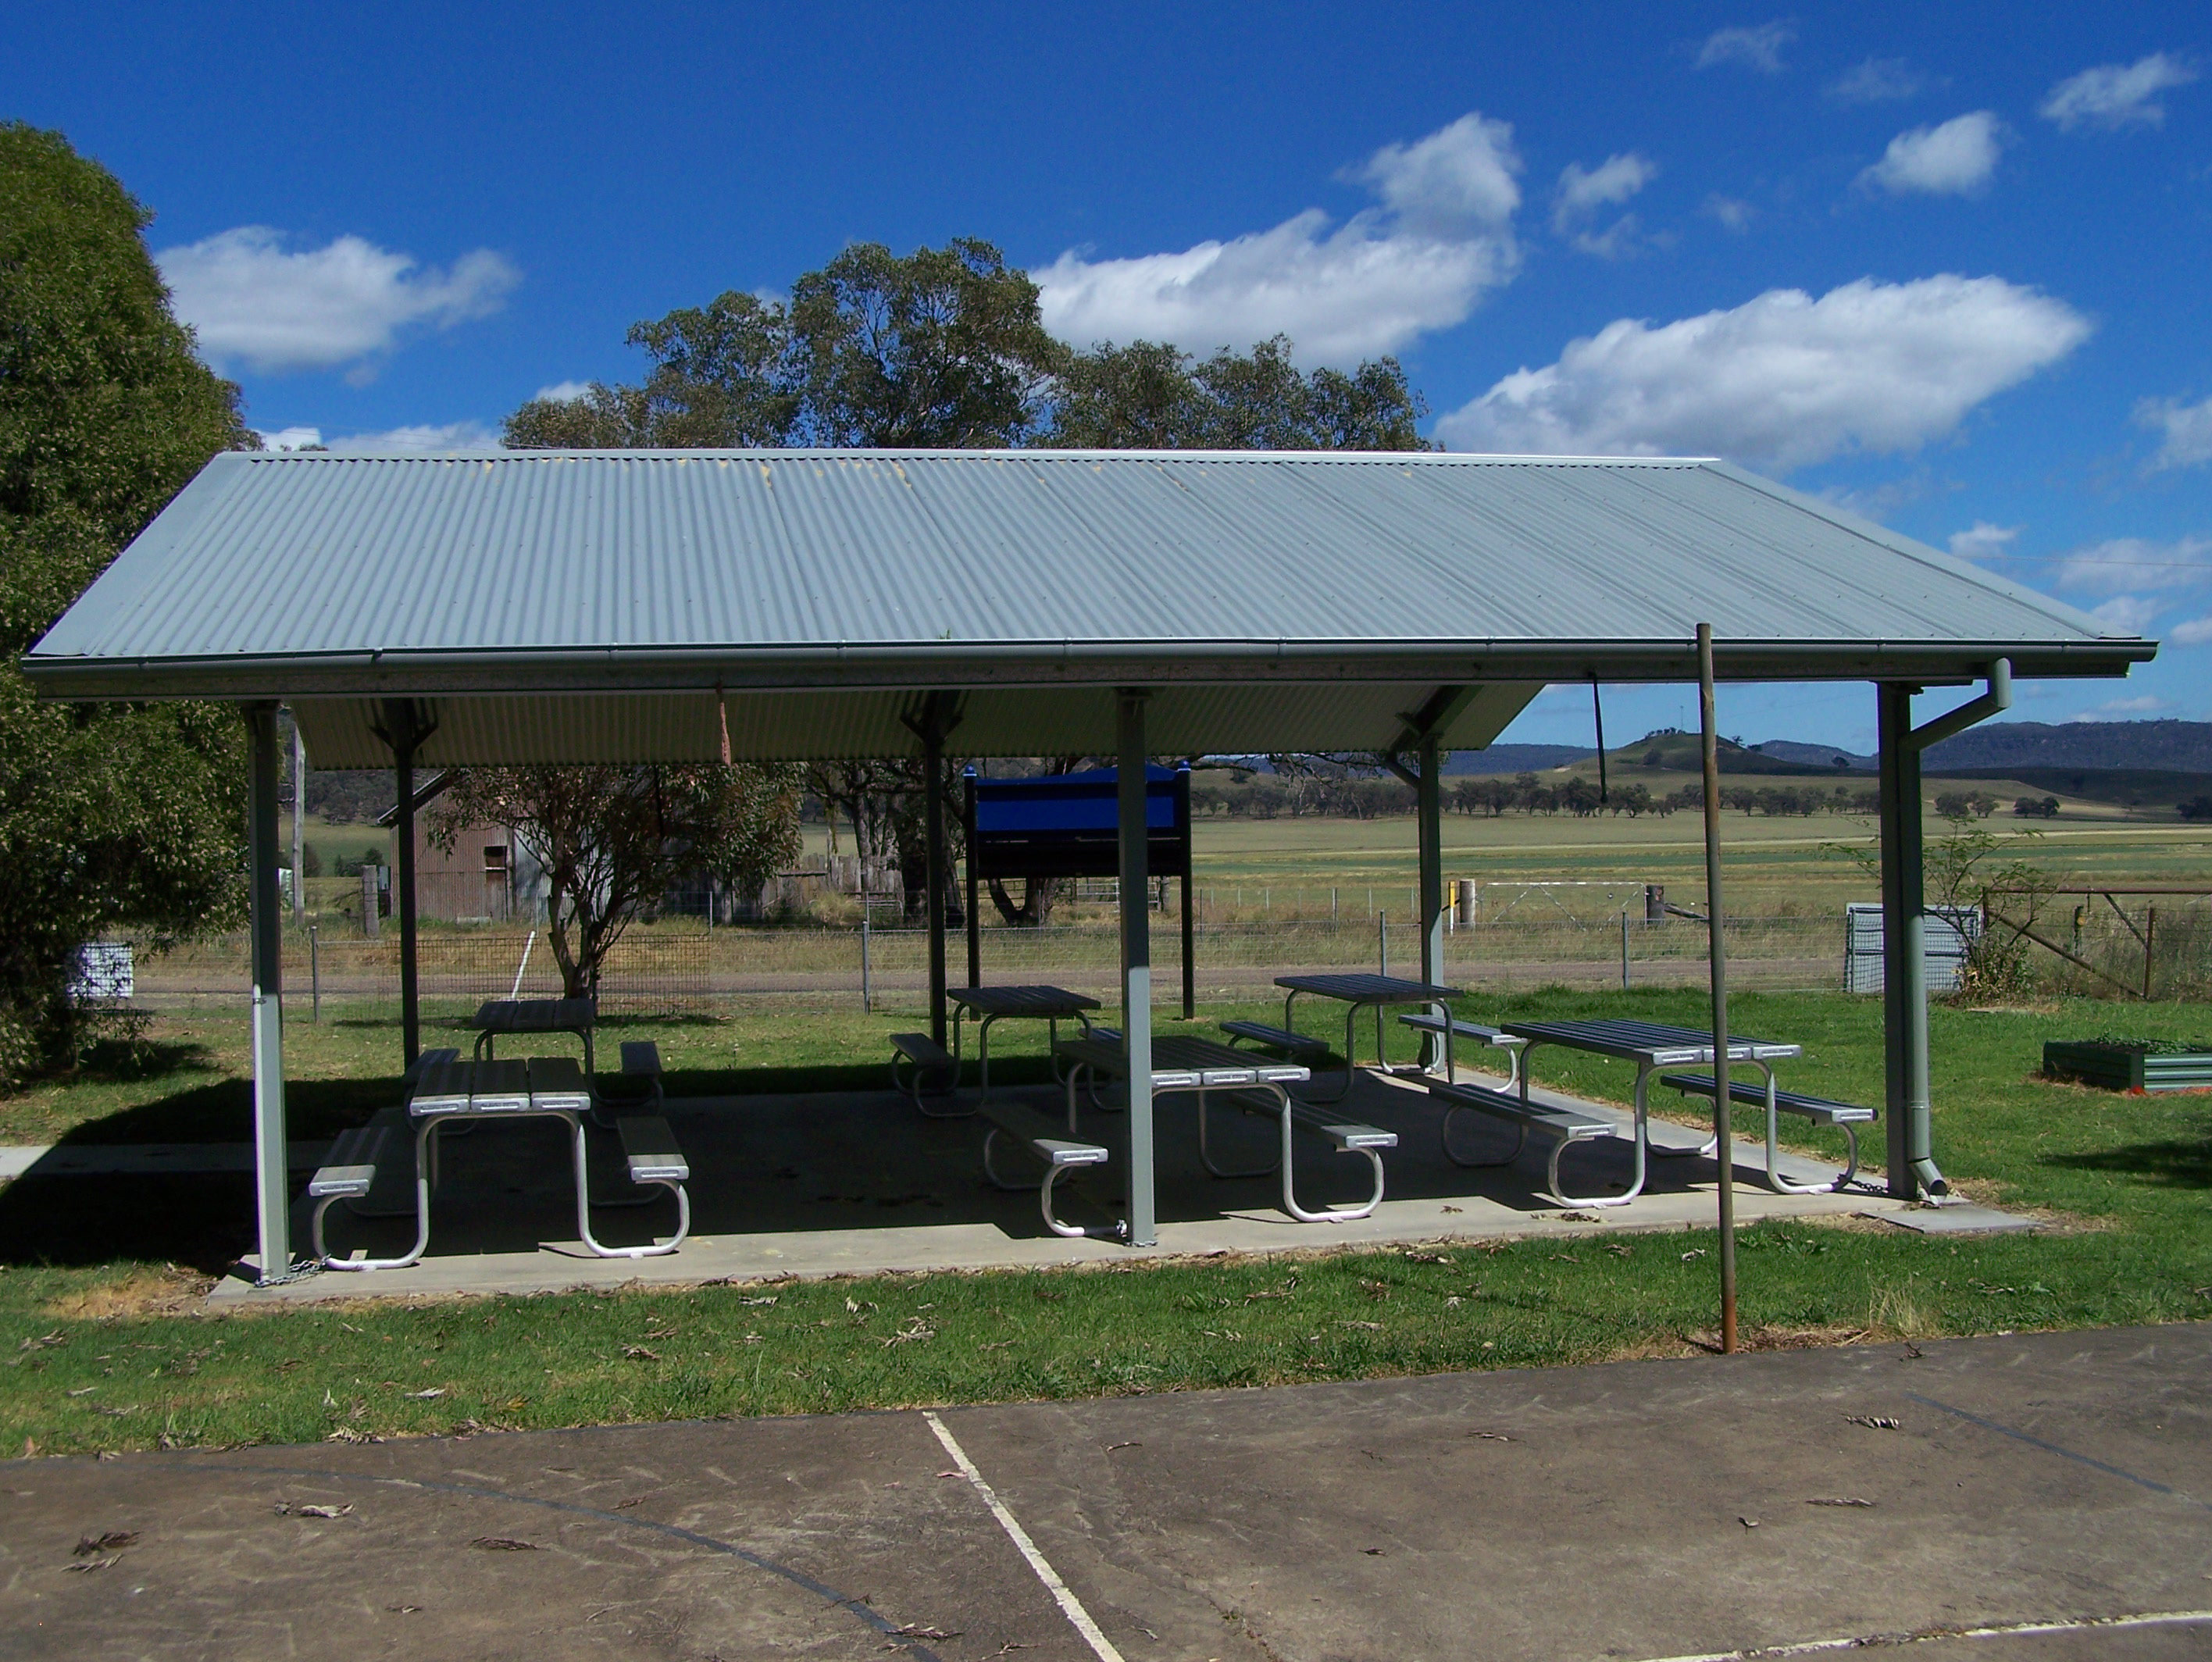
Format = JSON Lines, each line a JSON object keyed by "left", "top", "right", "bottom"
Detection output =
{"left": 503, "top": 239, "right": 1437, "bottom": 922}
{"left": 1050, "top": 336, "right": 1432, "bottom": 451}
{"left": 430, "top": 765, "right": 801, "bottom": 999}
{"left": 505, "top": 239, "right": 1062, "bottom": 451}
{"left": 0, "top": 123, "right": 256, "bottom": 1082}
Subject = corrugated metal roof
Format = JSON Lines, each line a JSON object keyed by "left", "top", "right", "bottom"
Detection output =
{"left": 25, "top": 448, "right": 2148, "bottom": 763}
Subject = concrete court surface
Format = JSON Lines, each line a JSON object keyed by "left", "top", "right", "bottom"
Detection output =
{"left": 5, "top": 1325, "right": 2210, "bottom": 1661}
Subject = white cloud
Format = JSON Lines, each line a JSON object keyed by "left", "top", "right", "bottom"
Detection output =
{"left": 2137, "top": 394, "right": 2212, "bottom": 471}
{"left": 2167, "top": 615, "right": 2212, "bottom": 646}
{"left": 1553, "top": 154, "right": 1658, "bottom": 257}
{"left": 1034, "top": 113, "right": 1522, "bottom": 362}
{"left": 1858, "top": 112, "right": 2006, "bottom": 196}
{"left": 1357, "top": 114, "right": 1523, "bottom": 234}
{"left": 2073, "top": 693, "right": 2172, "bottom": 718}
{"left": 1554, "top": 154, "right": 1657, "bottom": 226}
{"left": 534, "top": 380, "right": 593, "bottom": 404}
{"left": 2086, "top": 596, "right": 2161, "bottom": 635}
{"left": 1949, "top": 521, "right": 2022, "bottom": 561}
{"left": 1436, "top": 274, "right": 2092, "bottom": 472}
{"left": 256, "top": 426, "right": 324, "bottom": 451}
{"left": 158, "top": 228, "right": 521, "bottom": 376}
{"left": 2053, "top": 536, "right": 2212, "bottom": 597}
{"left": 1702, "top": 194, "right": 1756, "bottom": 232}
{"left": 325, "top": 421, "right": 502, "bottom": 453}
{"left": 2040, "top": 53, "right": 2199, "bottom": 131}
{"left": 1830, "top": 57, "right": 1926, "bottom": 103}
{"left": 1695, "top": 22, "right": 1793, "bottom": 73}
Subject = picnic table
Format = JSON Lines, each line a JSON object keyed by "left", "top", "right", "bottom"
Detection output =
{"left": 949, "top": 984, "right": 1103, "bottom": 1104}
{"left": 1051, "top": 1033, "right": 1395, "bottom": 1224}
{"left": 1273, "top": 973, "right": 1462, "bottom": 1101}
{"left": 309, "top": 1055, "right": 687, "bottom": 1269}
{"left": 1502, "top": 1018, "right": 1801, "bottom": 1208}
{"left": 470, "top": 997, "right": 598, "bottom": 1075}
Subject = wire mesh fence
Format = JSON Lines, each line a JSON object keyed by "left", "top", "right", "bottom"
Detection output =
{"left": 127, "top": 913, "right": 1850, "bottom": 1015}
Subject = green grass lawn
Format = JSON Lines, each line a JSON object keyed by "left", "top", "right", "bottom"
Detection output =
{"left": 1, "top": 989, "right": 2208, "bottom": 1457}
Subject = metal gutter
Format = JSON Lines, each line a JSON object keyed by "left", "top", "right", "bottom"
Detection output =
{"left": 20, "top": 636, "right": 2155, "bottom": 700}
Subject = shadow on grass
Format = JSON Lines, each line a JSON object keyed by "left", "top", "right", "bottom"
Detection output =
{"left": 0, "top": 1173, "right": 251, "bottom": 1271}
{"left": 47, "top": 1079, "right": 403, "bottom": 1146}
{"left": 2046, "top": 1121, "right": 2212, "bottom": 1190}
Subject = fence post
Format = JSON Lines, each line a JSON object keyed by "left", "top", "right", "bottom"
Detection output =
{"left": 1377, "top": 910, "right": 1387, "bottom": 975}
{"left": 2144, "top": 906, "right": 2157, "bottom": 1000}
{"left": 309, "top": 925, "right": 320, "bottom": 1023}
{"left": 1620, "top": 911, "right": 1630, "bottom": 990}
{"left": 861, "top": 893, "right": 873, "bottom": 1013}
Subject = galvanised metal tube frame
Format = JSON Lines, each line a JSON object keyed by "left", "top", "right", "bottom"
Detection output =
{"left": 1878, "top": 660, "right": 2013, "bottom": 1201}
{"left": 1118, "top": 690, "right": 1157, "bottom": 1248}
{"left": 244, "top": 702, "right": 291, "bottom": 1283}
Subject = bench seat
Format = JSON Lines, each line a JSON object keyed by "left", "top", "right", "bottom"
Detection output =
{"left": 1422, "top": 1079, "right": 1617, "bottom": 1206}
{"left": 1287, "top": 1103, "right": 1397, "bottom": 1152}
{"left": 616, "top": 1114, "right": 690, "bottom": 1184}
{"left": 1660, "top": 1072, "right": 1874, "bottom": 1193}
{"left": 595, "top": 1040, "right": 665, "bottom": 1117}
{"left": 307, "top": 1123, "right": 432, "bottom": 1271}
{"left": 1397, "top": 1013, "right": 1526, "bottom": 1087}
{"left": 977, "top": 1099, "right": 1117, "bottom": 1239}
{"left": 890, "top": 1031, "right": 965, "bottom": 1115}
{"left": 1220, "top": 1020, "right": 1330, "bottom": 1057}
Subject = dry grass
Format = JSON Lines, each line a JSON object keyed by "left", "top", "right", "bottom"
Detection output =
{"left": 42, "top": 1264, "right": 214, "bottom": 1321}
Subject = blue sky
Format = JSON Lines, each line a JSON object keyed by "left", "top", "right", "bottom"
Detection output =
{"left": 7, "top": 3, "right": 2207, "bottom": 752}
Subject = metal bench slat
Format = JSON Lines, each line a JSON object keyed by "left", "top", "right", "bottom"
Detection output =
{"left": 1427, "top": 1079, "right": 1614, "bottom": 1140}
{"left": 617, "top": 1115, "right": 690, "bottom": 1182}
{"left": 979, "top": 1100, "right": 1109, "bottom": 1167}
{"left": 1661, "top": 1073, "right": 1877, "bottom": 1125}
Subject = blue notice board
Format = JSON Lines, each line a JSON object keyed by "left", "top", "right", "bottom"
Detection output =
{"left": 966, "top": 764, "right": 1190, "bottom": 879}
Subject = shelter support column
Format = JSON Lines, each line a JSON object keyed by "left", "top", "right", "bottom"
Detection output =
{"left": 1418, "top": 729, "right": 1444, "bottom": 1020}
{"left": 1876, "top": 661, "right": 2010, "bottom": 1201}
{"left": 380, "top": 700, "right": 421, "bottom": 1066}
{"left": 926, "top": 728, "right": 948, "bottom": 1047}
{"left": 963, "top": 768, "right": 980, "bottom": 991}
{"left": 244, "top": 703, "right": 291, "bottom": 1282}
{"left": 1877, "top": 685, "right": 1927, "bottom": 1200}
{"left": 1118, "top": 690, "right": 1156, "bottom": 1247}
{"left": 1176, "top": 761, "right": 1194, "bottom": 1020}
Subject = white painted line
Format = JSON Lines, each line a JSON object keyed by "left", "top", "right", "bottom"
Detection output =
{"left": 923, "top": 1411, "right": 1126, "bottom": 1662}
{"left": 1627, "top": 1606, "right": 2212, "bottom": 1661}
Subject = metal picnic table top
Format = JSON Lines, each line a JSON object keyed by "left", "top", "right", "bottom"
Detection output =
{"left": 947, "top": 984, "right": 1102, "bottom": 1018}
{"left": 469, "top": 997, "right": 598, "bottom": 1034}
{"left": 1054, "top": 1032, "right": 1311, "bottom": 1090}
{"left": 1503, "top": 1018, "right": 1800, "bottom": 1066}
{"left": 1274, "top": 972, "right": 1461, "bottom": 1004}
{"left": 410, "top": 1055, "right": 594, "bottom": 1117}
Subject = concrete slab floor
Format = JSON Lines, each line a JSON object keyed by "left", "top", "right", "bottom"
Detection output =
{"left": 3, "top": 1323, "right": 2207, "bottom": 1660}
{"left": 203, "top": 1069, "right": 1988, "bottom": 1305}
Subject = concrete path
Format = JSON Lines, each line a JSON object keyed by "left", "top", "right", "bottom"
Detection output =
{"left": 5, "top": 1324, "right": 2207, "bottom": 1660}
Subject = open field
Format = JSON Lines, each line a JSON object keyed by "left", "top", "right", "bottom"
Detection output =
{"left": 0, "top": 987, "right": 2209, "bottom": 1455}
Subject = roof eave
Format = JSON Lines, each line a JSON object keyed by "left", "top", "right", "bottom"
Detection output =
{"left": 19, "top": 635, "right": 2156, "bottom": 701}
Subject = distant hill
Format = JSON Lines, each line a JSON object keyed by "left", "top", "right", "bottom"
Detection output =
{"left": 1750, "top": 721, "right": 2212, "bottom": 775}
{"left": 1925, "top": 719, "right": 2212, "bottom": 773}
{"left": 1757, "top": 739, "right": 1875, "bottom": 770}
{"left": 1447, "top": 744, "right": 1596, "bottom": 773}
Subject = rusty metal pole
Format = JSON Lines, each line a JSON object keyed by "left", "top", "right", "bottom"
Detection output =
{"left": 1698, "top": 624, "right": 1737, "bottom": 1356}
